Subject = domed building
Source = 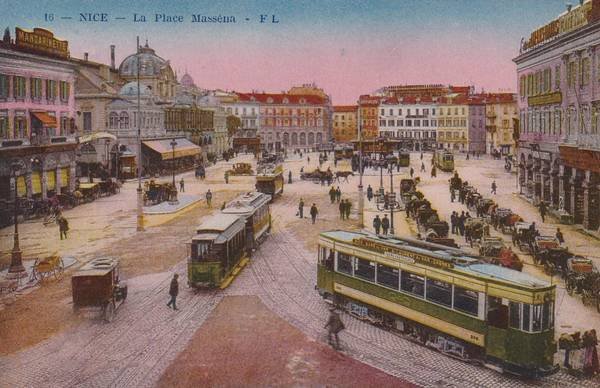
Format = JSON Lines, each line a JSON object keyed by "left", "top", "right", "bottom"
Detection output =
{"left": 118, "top": 40, "right": 177, "bottom": 102}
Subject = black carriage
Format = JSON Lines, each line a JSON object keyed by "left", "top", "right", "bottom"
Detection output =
{"left": 539, "top": 247, "right": 571, "bottom": 277}
{"left": 465, "top": 217, "right": 487, "bottom": 247}
{"left": 531, "top": 235, "right": 561, "bottom": 265}
{"left": 565, "top": 257, "right": 600, "bottom": 312}
{"left": 493, "top": 208, "right": 521, "bottom": 234}
{"left": 512, "top": 222, "right": 536, "bottom": 253}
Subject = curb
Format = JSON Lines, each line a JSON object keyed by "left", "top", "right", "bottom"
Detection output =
{"left": 143, "top": 197, "right": 203, "bottom": 215}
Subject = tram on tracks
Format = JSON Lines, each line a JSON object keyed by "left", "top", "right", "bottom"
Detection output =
{"left": 188, "top": 192, "right": 272, "bottom": 289}
{"left": 255, "top": 163, "right": 284, "bottom": 199}
{"left": 398, "top": 151, "right": 410, "bottom": 167}
{"left": 316, "top": 230, "right": 558, "bottom": 378}
{"left": 434, "top": 150, "right": 455, "bottom": 172}
{"left": 222, "top": 192, "right": 272, "bottom": 250}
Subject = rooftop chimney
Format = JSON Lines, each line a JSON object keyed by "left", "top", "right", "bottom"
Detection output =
{"left": 110, "top": 45, "right": 115, "bottom": 70}
{"left": 84, "top": 52, "right": 88, "bottom": 61}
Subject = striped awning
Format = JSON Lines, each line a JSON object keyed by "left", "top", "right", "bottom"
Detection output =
{"left": 31, "top": 112, "right": 57, "bottom": 127}
{"left": 143, "top": 138, "right": 201, "bottom": 160}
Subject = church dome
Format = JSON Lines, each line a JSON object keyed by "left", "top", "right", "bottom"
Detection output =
{"left": 180, "top": 72, "right": 195, "bottom": 87}
{"left": 119, "top": 41, "right": 169, "bottom": 77}
{"left": 119, "top": 81, "right": 152, "bottom": 97}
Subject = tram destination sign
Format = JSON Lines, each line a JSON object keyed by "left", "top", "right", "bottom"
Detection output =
{"left": 352, "top": 238, "right": 454, "bottom": 269}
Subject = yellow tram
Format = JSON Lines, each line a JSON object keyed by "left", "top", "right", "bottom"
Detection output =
{"left": 434, "top": 150, "right": 455, "bottom": 172}
{"left": 222, "top": 192, "right": 272, "bottom": 250}
{"left": 317, "top": 230, "right": 558, "bottom": 378}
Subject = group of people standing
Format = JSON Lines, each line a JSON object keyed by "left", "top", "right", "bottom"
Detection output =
{"left": 372, "top": 214, "right": 391, "bottom": 235}
{"left": 450, "top": 210, "right": 471, "bottom": 236}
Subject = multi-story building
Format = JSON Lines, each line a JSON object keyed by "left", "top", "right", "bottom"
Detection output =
{"left": 332, "top": 105, "right": 357, "bottom": 143}
{"left": 378, "top": 84, "right": 471, "bottom": 99}
{"left": 0, "top": 27, "right": 78, "bottom": 201}
{"left": 514, "top": 0, "right": 600, "bottom": 229}
{"left": 378, "top": 97, "right": 438, "bottom": 150}
{"left": 436, "top": 96, "right": 470, "bottom": 151}
{"left": 358, "top": 95, "right": 381, "bottom": 140}
{"left": 480, "top": 93, "right": 518, "bottom": 155}
{"left": 235, "top": 91, "right": 330, "bottom": 151}
{"left": 467, "top": 97, "right": 486, "bottom": 154}
{"left": 222, "top": 92, "right": 260, "bottom": 133}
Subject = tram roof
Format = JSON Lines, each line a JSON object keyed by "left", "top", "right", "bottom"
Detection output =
{"left": 222, "top": 191, "right": 270, "bottom": 215}
{"left": 320, "top": 230, "right": 550, "bottom": 289}
{"left": 196, "top": 213, "right": 245, "bottom": 234}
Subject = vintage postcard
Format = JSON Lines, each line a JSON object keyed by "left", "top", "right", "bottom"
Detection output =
{"left": 1, "top": 0, "right": 600, "bottom": 387}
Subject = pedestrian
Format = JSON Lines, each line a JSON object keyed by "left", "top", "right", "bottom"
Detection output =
{"left": 382, "top": 214, "right": 390, "bottom": 235}
{"left": 329, "top": 186, "right": 336, "bottom": 204}
{"left": 335, "top": 186, "right": 341, "bottom": 203}
{"left": 288, "top": 170, "right": 292, "bottom": 184}
{"left": 556, "top": 227, "right": 565, "bottom": 245}
{"left": 339, "top": 200, "right": 345, "bottom": 219}
{"left": 345, "top": 199, "right": 352, "bottom": 220}
{"left": 179, "top": 177, "right": 185, "bottom": 192}
{"left": 206, "top": 189, "right": 213, "bottom": 207}
{"left": 431, "top": 166, "right": 436, "bottom": 178}
{"left": 466, "top": 152, "right": 470, "bottom": 160}
{"left": 224, "top": 171, "right": 229, "bottom": 184}
{"left": 410, "top": 167, "right": 414, "bottom": 178}
{"left": 450, "top": 211, "right": 457, "bottom": 235}
{"left": 491, "top": 180, "right": 497, "bottom": 195}
{"left": 450, "top": 188, "right": 456, "bottom": 203}
{"left": 420, "top": 152, "right": 423, "bottom": 160}
{"left": 334, "top": 158, "right": 338, "bottom": 167}
{"left": 298, "top": 198, "right": 305, "bottom": 218}
{"left": 458, "top": 211, "right": 466, "bottom": 236}
{"left": 539, "top": 201, "right": 547, "bottom": 223}
{"left": 307, "top": 156, "right": 310, "bottom": 163}
{"left": 166, "top": 273, "right": 179, "bottom": 310}
{"left": 367, "top": 184, "right": 373, "bottom": 202}
{"left": 324, "top": 307, "right": 345, "bottom": 349}
{"left": 373, "top": 215, "right": 382, "bottom": 235}
{"left": 420, "top": 162, "right": 426, "bottom": 172}
{"left": 310, "top": 203, "right": 318, "bottom": 224}
{"left": 58, "top": 216, "right": 69, "bottom": 240}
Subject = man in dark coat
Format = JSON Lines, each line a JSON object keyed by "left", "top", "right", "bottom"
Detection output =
{"left": 556, "top": 227, "right": 565, "bottom": 245}
{"left": 410, "top": 167, "right": 414, "bottom": 178}
{"left": 344, "top": 199, "right": 352, "bottom": 220}
{"left": 539, "top": 201, "right": 547, "bottom": 223}
{"left": 458, "top": 211, "right": 466, "bottom": 236}
{"left": 367, "top": 185, "right": 373, "bottom": 202}
{"left": 335, "top": 187, "right": 342, "bottom": 203}
{"left": 310, "top": 203, "right": 318, "bottom": 224}
{"left": 58, "top": 216, "right": 69, "bottom": 240}
{"left": 329, "top": 186, "right": 336, "bottom": 203}
{"left": 179, "top": 177, "right": 185, "bottom": 192}
{"left": 288, "top": 170, "right": 292, "bottom": 184}
{"left": 450, "top": 211, "right": 457, "bottom": 235}
{"left": 298, "top": 198, "right": 304, "bottom": 218}
{"left": 373, "top": 215, "right": 382, "bottom": 235}
{"left": 381, "top": 214, "right": 390, "bottom": 235}
{"left": 167, "top": 273, "right": 179, "bottom": 310}
{"left": 324, "top": 307, "right": 345, "bottom": 349}
{"left": 339, "top": 200, "right": 345, "bottom": 219}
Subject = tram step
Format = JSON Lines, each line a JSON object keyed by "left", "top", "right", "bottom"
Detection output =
{"left": 219, "top": 257, "right": 250, "bottom": 289}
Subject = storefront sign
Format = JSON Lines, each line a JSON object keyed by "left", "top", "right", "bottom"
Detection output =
{"left": 559, "top": 145, "right": 600, "bottom": 173}
{"left": 352, "top": 238, "right": 453, "bottom": 269}
{"left": 15, "top": 27, "right": 69, "bottom": 59}
{"left": 528, "top": 92, "right": 562, "bottom": 106}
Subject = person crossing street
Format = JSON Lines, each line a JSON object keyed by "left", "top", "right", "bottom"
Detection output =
{"left": 373, "top": 215, "right": 382, "bottom": 235}
{"left": 166, "top": 274, "right": 179, "bottom": 310}
{"left": 491, "top": 180, "right": 497, "bottom": 195}
{"left": 381, "top": 214, "right": 390, "bottom": 235}
{"left": 324, "top": 307, "right": 345, "bottom": 349}
{"left": 298, "top": 198, "right": 305, "bottom": 218}
{"left": 310, "top": 203, "right": 319, "bottom": 224}
{"left": 344, "top": 199, "right": 352, "bottom": 220}
{"left": 539, "top": 201, "right": 547, "bottom": 223}
{"left": 179, "top": 177, "right": 185, "bottom": 192}
{"left": 339, "top": 200, "right": 345, "bottom": 219}
{"left": 335, "top": 186, "right": 341, "bottom": 203}
{"left": 367, "top": 184, "right": 373, "bottom": 202}
{"left": 329, "top": 186, "right": 336, "bottom": 204}
{"left": 206, "top": 189, "right": 213, "bottom": 207}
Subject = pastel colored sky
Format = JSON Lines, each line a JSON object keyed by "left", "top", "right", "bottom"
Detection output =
{"left": 2, "top": 0, "right": 571, "bottom": 103}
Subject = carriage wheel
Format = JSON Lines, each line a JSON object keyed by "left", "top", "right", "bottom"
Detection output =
{"left": 104, "top": 301, "right": 115, "bottom": 323}
{"left": 54, "top": 261, "right": 64, "bottom": 281}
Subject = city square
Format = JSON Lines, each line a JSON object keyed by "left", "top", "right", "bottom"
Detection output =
{"left": 2, "top": 1, "right": 600, "bottom": 387}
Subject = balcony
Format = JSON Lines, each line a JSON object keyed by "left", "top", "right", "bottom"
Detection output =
{"left": 486, "top": 112, "right": 497, "bottom": 119}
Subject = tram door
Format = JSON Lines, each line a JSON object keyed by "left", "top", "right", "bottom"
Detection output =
{"left": 485, "top": 296, "right": 508, "bottom": 360}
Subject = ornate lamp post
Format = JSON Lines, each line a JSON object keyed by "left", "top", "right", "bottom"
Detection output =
{"left": 7, "top": 162, "right": 27, "bottom": 280}
{"left": 375, "top": 157, "right": 402, "bottom": 235}
{"left": 169, "top": 138, "right": 179, "bottom": 205}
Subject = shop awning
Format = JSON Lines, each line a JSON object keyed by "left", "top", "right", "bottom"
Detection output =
{"left": 31, "top": 112, "right": 57, "bottom": 127}
{"left": 78, "top": 132, "right": 117, "bottom": 144}
{"left": 143, "top": 138, "right": 201, "bottom": 160}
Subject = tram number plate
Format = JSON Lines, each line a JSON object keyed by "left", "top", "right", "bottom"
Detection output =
{"left": 348, "top": 302, "right": 368, "bottom": 318}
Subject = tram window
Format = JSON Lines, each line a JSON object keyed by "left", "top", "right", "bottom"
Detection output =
{"left": 509, "top": 301, "right": 521, "bottom": 329}
{"left": 376, "top": 264, "right": 399, "bottom": 290}
{"left": 522, "top": 304, "right": 531, "bottom": 332}
{"left": 355, "top": 258, "right": 375, "bottom": 282}
{"left": 487, "top": 296, "right": 508, "bottom": 329}
{"left": 400, "top": 271, "right": 424, "bottom": 298}
{"left": 337, "top": 253, "right": 353, "bottom": 275}
{"left": 532, "top": 304, "right": 543, "bottom": 332}
{"left": 194, "top": 242, "right": 210, "bottom": 261}
{"left": 454, "top": 286, "right": 479, "bottom": 316}
{"left": 542, "top": 300, "right": 554, "bottom": 330}
{"left": 426, "top": 279, "right": 452, "bottom": 307}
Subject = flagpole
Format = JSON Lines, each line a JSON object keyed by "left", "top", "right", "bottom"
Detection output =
{"left": 358, "top": 103, "right": 364, "bottom": 228}
{"left": 136, "top": 36, "right": 144, "bottom": 231}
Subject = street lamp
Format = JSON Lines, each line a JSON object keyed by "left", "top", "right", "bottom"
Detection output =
{"left": 169, "top": 138, "right": 179, "bottom": 205}
{"left": 7, "top": 162, "right": 27, "bottom": 280}
{"left": 375, "top": 160, "right": 403, "bottom": 235}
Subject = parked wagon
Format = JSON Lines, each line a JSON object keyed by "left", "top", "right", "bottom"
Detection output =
{"left": 512, "top": 222, "right": 536, "bottom": 253}
{"left": 30, "top": 254, "right": 65, "bottom": 282}
{"left": 479, "top": 236, "right": 505, "bottom": 258}
{"left": 565, "top": 256, "right": 600, "bottom": 312}
{"left": 72, "top": 257, "right": 128, "bottom": 322}
{"left": 227, "top": 162, "right": 254, "bottom": 176}
{"left": 539, "top": 246, "right": 571, "bottom": 277}
{"left": 493, "top": 208, "right": 521, "bottom": 234}
{"left": 465, "top": 217, "right": 487, "bottom": 247}
{"left": 532, "top": 235, "right": 561, "bottom": 264}
{"left": 78, "top": 182, "right": 100, "bottom": 203}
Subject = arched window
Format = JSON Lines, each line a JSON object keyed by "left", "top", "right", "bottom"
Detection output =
{"left": 109, "top": 112, "right": 119, "bottom": 129}
{"left": 283, "top": 132, "right": 289, "bottom": 145}
{"left": 316, "top": 133, "right": 323, "bottom": 144}
{"left": 299, "top": 132, "right": 306, "bottom": 145}
{"left": 291, "top": 133, "right": 298, "bottom": 145}
{"left": 308, "top": 132, "right": 315, "bottom": 144}
{"left": 119, "top": 112, "right": 129, "bottom": 129}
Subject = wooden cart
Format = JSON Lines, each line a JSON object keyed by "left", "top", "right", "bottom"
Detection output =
{"left": 30, "top": 255, "right": 65, "bottom": 282}
{"left": 72, "top": 257, "right": 128, "bottom": 322}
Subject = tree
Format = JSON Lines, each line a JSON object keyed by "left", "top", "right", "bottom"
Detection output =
{"left": 226, "top": 115, "right": 241, "bottom": 137}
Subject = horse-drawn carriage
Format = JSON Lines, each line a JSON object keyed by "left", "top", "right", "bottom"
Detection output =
{"left": 478, "top": 237, "right": 523, "bottom": 271}
{"left": 300, "top": 168, "right": 333, "bottom": 183}
{"left": 98, "top": 179, "right": 120, "bottom": 197}
{"left": 532, "top": 235, "right": 561, "bottom": 264}
{"left": 539, "top": 246, "right": 571, "bottom": 277}
{"left": 479, "top": 236, "right": 505, "bottom": 257}
{"left": 476, "top": 198, "right": 496, "bottom": 218}
{"left": 144, "top": 181, "right": 177, "bottom": 206}
{"left": 512, "top": 221, "right": 536, "bottom": 253}
{"left": 464, "top": 217, "right": 488, "bottom": 247}
{"left": 565, "top": 256, "right": 600, "bottom": 312}
{"left": 415, "top": 207, "right": 449, "bottom": 237}
{"left": 30, "top": 254, "right": 65, "bottom": 282}
{"left": 72, "top": 257, "right": 128, "bottom": 322}
{"left": 449, "top": 173, "right": 462, "bottom": 195}
{"left": 492, "top": 208, "right": 521, "bottom": 234}
{"left": 227, "top": 162, "right": 254, "bottom": 176}
{"left": 77, "top": 182, "right": 100, "bottom": 203}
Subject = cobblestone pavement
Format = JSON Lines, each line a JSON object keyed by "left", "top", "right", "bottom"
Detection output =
{"left": 1, "top": 152, "right": 599, "bottom": 387}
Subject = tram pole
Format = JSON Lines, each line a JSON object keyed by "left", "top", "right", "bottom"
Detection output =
{"left": 136, "top": 36, "right": 144, "bottom": 232}
{"left": 357, "top": 105, "right": 364, "bottom": 228}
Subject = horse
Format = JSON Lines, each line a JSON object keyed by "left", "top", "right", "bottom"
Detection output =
{"left": 335, "top": 171, "right": 354, "bottom": 183}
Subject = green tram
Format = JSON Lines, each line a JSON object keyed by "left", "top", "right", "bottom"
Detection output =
{"left": 222, "top": 191, "right": 272, "bottom": 250}
{"left": 316, "top": 230, "right": 558, "bottom": 378}
{"left": 398, "top": 151, "right": 410, "bottom": 167}
{"left": 434, "top": 150, "right": 455, "bottom": 172}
